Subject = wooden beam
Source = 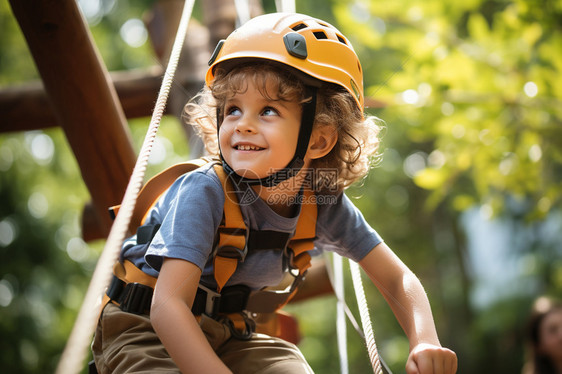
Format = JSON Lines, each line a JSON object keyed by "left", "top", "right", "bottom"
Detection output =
{"left": 0, "top": 80, "right": 54, "bottom": 132}
{"left": 0, "top": 68, "right": 204, "bottom": 133}
{"left": 0, "top": 69, "right": 158, "bottom": 133}
{"left": 0, "top": 70, "right": 386, "bottom": 134}
{"left": 9, "top": 0, "right": 137, "bottom": 235}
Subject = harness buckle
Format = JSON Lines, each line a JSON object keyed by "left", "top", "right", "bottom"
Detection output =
{"left": 221, "top": 312, "right": 256, "bottom": 341}
{"left": 198, "top": 283, "right": 222, "bottom": 317}
{"left": 283, "top": 249, "right": 308, "bottom": 293}
{"left": 284, "top": 248, "right": 300, "bottom": 272}
{"left": 119, "top": 282, "right": 153, "bottom": 315}
{"left": 215, "top": 227, "right": 248, "bottom": 261}
{"left": 216, "top": 245, "right": 247, "bottom": 261}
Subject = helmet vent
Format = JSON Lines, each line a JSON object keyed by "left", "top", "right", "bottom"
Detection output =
{"left": 313, "top": 31, "right": 328, "bottom": 40}
{"left": 336, "top": 34, "right": 347, "bottom": 45}
{"left": 291, "top": 23, "right": 308, "bottom": 31}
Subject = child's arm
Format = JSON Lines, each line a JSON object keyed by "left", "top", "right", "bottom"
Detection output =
{"left": 151, "top": 258, "right": 232, "bottom": 374}
{"left": 359, "top": 242, "right": 458, "bottom": 374}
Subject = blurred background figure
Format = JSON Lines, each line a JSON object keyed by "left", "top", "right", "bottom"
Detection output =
{"left": 523, "top": 296, "right": 562, "bottom": 374}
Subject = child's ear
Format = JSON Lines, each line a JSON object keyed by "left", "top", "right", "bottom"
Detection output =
{"left": 308, "top": 125, "right": 338, "bottom": 160}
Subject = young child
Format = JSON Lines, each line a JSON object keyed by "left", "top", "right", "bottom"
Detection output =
{"left": 92, "top": 12, "right": 457, "bottom": 374}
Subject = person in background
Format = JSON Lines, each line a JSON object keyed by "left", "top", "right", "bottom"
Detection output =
{"left": 523, "top": 296, "right": 562, "bottom": 374}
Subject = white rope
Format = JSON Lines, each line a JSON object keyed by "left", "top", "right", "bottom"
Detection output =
{"left": 333, "top": 254, "right": 349, "bottom": 374}
{"left": 275, "top": 0, "right": 296, "bottom": 13}
{"left": 349, "top": 260, "right": 383, "bottom": 374}
{"left": 234, "top": 0, "right": 251, "bottom": 26}
{"left": 55, "top": 1, "right": 196, "bottom": 373}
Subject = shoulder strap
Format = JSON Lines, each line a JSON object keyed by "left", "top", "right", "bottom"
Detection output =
{"left": 212, "top": 164, "right": 247, "bottom": 292}
{"left": 109, "top": 157, "right": 215, "bottom": 236}
{"left": 213, "top": 173, "right": 318, "bottom": 295}
{"left": 287, "top": 189, "right": 317, "bottom": 274}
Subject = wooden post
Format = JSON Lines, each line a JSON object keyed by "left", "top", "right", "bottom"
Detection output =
{"left": 9, "top": 0, "right": 137, "bottom": 236}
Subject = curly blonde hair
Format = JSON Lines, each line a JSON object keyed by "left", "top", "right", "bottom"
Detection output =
{"left": 184, "top": 62, "right": 382, "bottom": 192}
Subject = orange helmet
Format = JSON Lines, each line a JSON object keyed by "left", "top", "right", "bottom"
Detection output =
{"left": 206, "top": 12, "right": 364, "bottom": 111}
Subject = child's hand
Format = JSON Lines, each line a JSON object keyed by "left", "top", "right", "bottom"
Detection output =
{"left": 405, "top": 343, "right": 457, "bottom": 374}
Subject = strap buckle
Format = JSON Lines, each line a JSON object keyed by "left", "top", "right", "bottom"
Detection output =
{"left": 119, "top": 282, "right": 153, "bottom": 315}
{"left": 215, "top": 227, "right": 247, "bottom": 261}
{"left": 221, "top": 313, "right": 256, "bottom": 341}
{"left": 198, "top": 283, "right": 222, "bottom": 317}
{"left": 285, "top": 248, "right": 302, "bottom": 275}
{"left": 215, "top": 245, "right": 247, "bottom": 261}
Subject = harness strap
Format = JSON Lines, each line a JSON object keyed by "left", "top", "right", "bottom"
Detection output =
{"left": 103, "top": 160, "right": 318, "bottom": 318}
{"left": 213, "top": 164, "right": 247, "bottom": 292}
{"left": 248, "top": 230, "right": 291, "bottom": 250}
{"left": 211, "top": 172, "right": 317, "bottom": 294}
{"left": 104, "top": 261, "right": 252, "bottom": 316}
{"left": 103, "top": 261, "right": 255, "bottom": 339}
{"left": 213, "top": 257, "right": 239, "bottom": 293}
{"left": 99, "top": 260, "right": 157, "bottom": 318}
{"left": 109, "top": 157, "right": 216, "bottom": 235}
{"left": 288, "top": 188, "right": 317, "bottom": 274}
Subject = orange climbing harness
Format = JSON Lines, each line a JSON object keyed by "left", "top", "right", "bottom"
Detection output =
{"left": 102, "top": 158, "right": 317, "bottom": 332}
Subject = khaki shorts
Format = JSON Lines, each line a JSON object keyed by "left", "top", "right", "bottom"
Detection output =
{"left": 92, "top": 303, "right": 313, "bottom": 374}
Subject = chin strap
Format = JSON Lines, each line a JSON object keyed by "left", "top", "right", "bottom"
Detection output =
{"left": 217, "top": 87, "right": 317, "bottom": 188}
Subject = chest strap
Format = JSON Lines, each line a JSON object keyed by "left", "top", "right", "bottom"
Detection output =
{"left": 212, "top": 164, "right": 317, "bottom": 294}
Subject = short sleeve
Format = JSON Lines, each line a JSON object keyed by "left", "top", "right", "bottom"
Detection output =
{"left": 145, "top": 168, "right": 225, "bottom": 272}
{"left": 314, "top": 193, "right": 383, "bottom": 262}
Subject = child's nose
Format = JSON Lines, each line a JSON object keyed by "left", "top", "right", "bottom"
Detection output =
{"left": 235, "top": 115, "right": 257, "bottom": 133}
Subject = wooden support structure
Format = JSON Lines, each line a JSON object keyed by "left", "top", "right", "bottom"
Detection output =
{"left": 9, "top": 0, "right": 137, "bottom": 236}
{"left": 0, "top": 67, "right": 204, "bottom": 133}
{"left": 0, "top": 68, "right": 162, "bottom": 133}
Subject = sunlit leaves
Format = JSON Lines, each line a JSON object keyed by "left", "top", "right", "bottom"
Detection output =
{"left": 358, "top": 0, "right": 562, "bottom": 219}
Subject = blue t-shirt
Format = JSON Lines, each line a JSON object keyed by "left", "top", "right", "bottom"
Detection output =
{"left": 121, "top": 163, "right": 383, "bottom": 290}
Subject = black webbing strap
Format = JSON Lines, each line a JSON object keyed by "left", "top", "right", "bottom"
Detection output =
{"left": 247, "top": 230, "right": 291, "bottom": 251}
{"left": 106, "top": 275, "right": 251, "bottom": 317}
{"left": 106, "top": 276, "right": 153, "bottom": 315}
{"left": 191, "top": 284, "right": 251, "bottom": 317}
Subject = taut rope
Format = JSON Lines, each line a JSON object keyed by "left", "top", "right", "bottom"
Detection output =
{"left": 350, "top": 260, "right": 383, "bottom": 374}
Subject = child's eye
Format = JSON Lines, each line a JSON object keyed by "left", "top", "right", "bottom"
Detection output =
{"left": 261, "top": 107, "right": 279, "bottom": 116}
{"left": 226, "top": 106, "right": 241, "bottom": 116}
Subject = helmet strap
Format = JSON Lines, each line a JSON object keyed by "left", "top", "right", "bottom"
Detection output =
{"left": 217, "top": 87, "right": 318, "bottom": 188}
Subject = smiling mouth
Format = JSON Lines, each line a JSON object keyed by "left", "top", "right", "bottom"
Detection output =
{"left": 235, "top": 144, "right": 264, "bottom": 151}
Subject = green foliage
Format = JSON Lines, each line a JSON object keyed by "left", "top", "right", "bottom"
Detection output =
{"left": 0, "top": 130, "right": 100, "bottom": 372}
{"left": 0, "top": 1, "right": 38, "bottom": 84}
{"left": 336, "top": 0, "right": 562, "bottom": 221}
{"left": 329, "top": 0, "right": 562, "bottom": 372}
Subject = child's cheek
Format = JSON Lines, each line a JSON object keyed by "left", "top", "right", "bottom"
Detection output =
{"left": 218, "top": 125, "right": 232, "bottom": 145}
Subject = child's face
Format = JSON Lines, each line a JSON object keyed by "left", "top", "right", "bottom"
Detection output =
{"left": 218, "top": 79, "right": 303, "bottom": 180}
{"left": 539, "top": 309, "right": 562, "bottom": 361}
